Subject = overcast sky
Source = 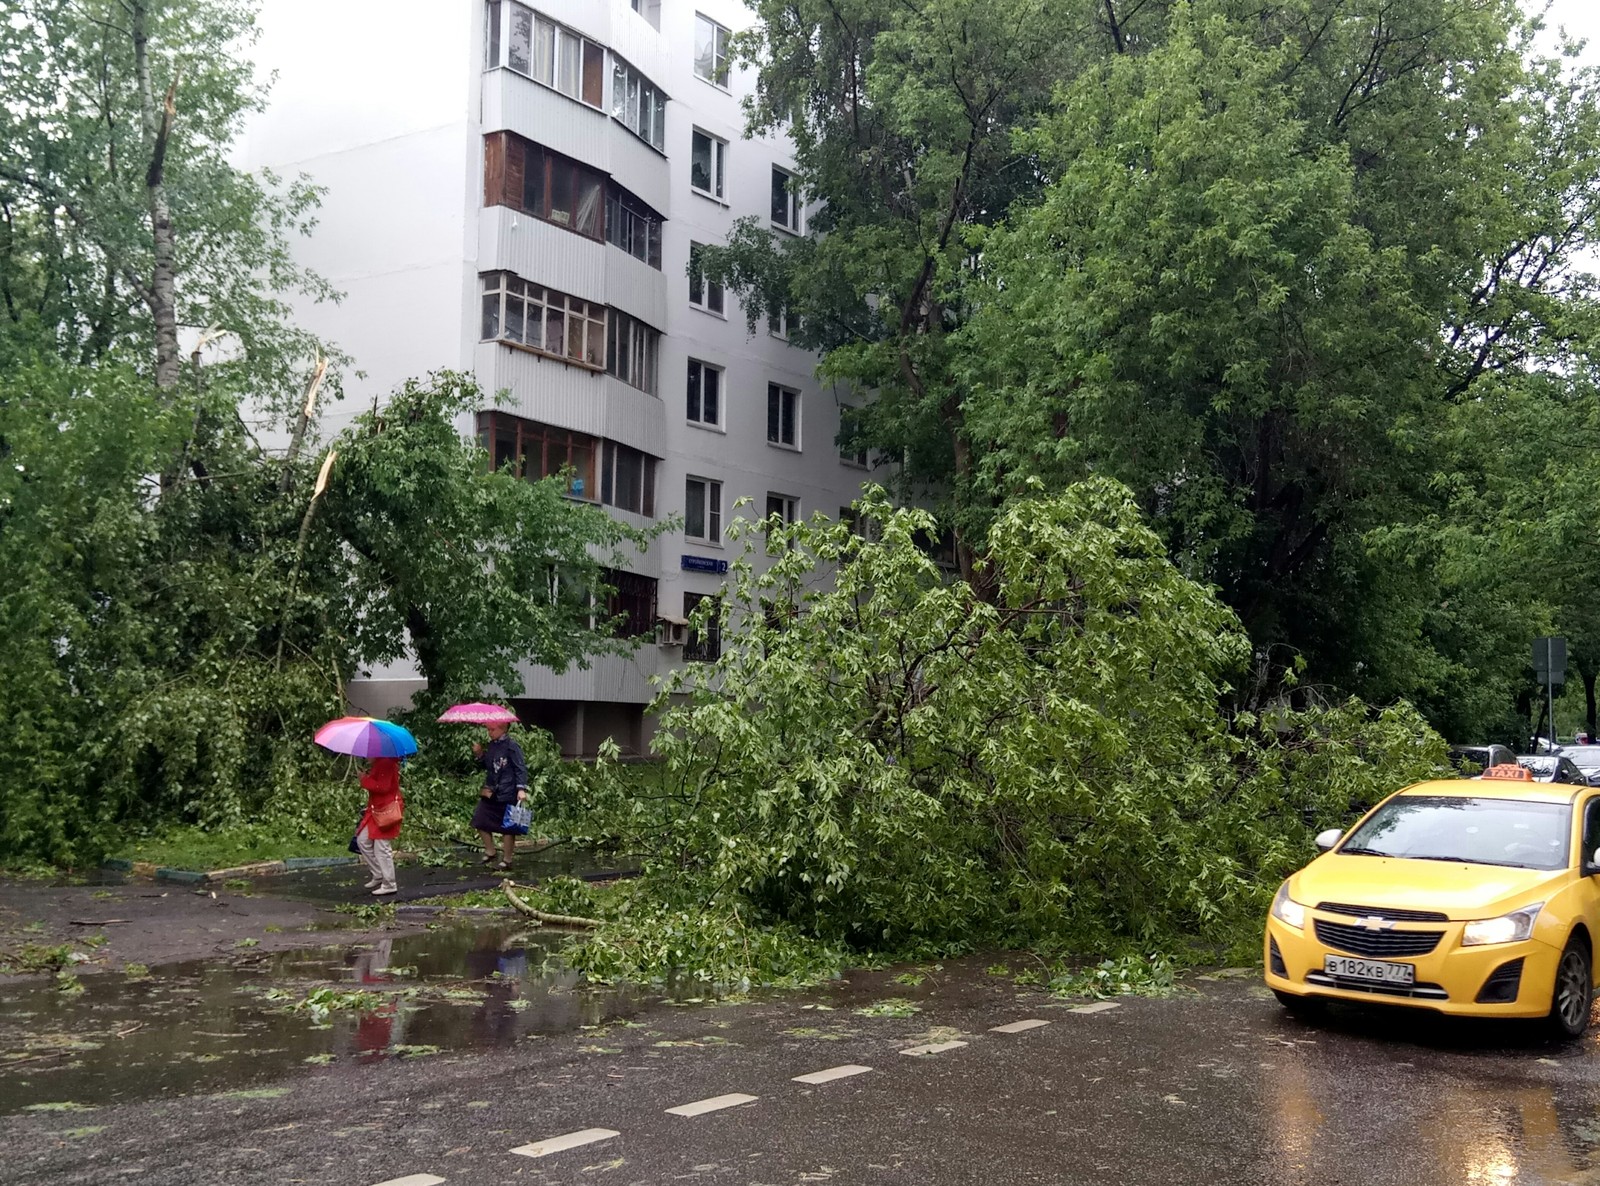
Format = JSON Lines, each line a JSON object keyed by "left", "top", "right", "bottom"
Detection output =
{"left": 1537, "top": 0, "right": 1600, "bottom": 60}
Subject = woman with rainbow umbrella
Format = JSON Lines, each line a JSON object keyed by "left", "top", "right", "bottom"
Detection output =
{"left": 314, "top": 717, "right": 417, "bottom": 896}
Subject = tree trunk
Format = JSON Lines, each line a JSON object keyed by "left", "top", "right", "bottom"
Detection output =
{"left": 405, "top": 604, "right": 443, "bottom": 701}
{"left": 280, "top": 356, "right": 329, "bottom": 493}
{"left": 131, "top": 0, "right": 181, "bottom": 392}
{"left": 1585, "top": 669, "right": 1596, "bottom": 741}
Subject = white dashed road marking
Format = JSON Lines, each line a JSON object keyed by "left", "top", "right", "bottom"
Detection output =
{"left": 989, "top": 1019, "right": 1050, "bottom": 1033}
{"left": 1068, "top": 1002, "right": 1121, "bottom": 1014}
{"left": 666, "top": 1093, "right": 760, "bottom": 1117}
{"left": 792, "top": 1064, "right": 873, "bottom": 1085}
{"left": 510, "top": 1128, "right": 621, "bottom": 1159}
{"left": 370, "top": 1175, "right": 446, "bottom": 1186}
{"left": 899, "top": 1040, "right": 968, "bottom": 1057}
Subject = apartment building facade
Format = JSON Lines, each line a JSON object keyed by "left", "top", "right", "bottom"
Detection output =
{"left": 238, "top": 0, "right": 872, "bottom": 755}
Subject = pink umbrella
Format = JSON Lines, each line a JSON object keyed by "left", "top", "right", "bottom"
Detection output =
{"left": 436, "top": 702, "right": 520, "bottom": 724}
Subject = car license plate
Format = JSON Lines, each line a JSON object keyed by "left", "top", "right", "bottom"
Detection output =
{"left": 1324, "top": 955, "right": 1415, "bottom": 986}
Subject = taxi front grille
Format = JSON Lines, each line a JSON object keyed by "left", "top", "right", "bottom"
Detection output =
{"left": 1314, "top": 918, "right": 1442, "bottom": 957}
{"left": 1316, "top": 902, "right": 1449, "bottom": 923}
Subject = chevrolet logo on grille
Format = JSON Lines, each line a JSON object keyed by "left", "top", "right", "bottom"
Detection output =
{"left": 1361, "top": 916, "right": 1395, "bottom": 931}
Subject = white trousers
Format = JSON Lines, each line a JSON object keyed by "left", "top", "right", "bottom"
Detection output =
{"left": 357, "top": 828, "right": 395, "bottom": 890}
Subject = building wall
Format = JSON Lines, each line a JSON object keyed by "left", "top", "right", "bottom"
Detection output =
{"left": 235, "top": 0, "right": 481, "bottom": 441}
{"left": 238, "top": 0, "right": 876, "bottom": 750}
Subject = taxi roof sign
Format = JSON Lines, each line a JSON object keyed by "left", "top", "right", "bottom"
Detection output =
{"left": 1483, "top": 763, "right": 1534, "bottom": 781}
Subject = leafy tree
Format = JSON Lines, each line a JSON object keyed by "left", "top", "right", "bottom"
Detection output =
{"left": 718, "top": 0, "right": 1600, "bottom": 724}
{"left": 0, "top": 0, "right": 337, "bottom": 403}
{"left": 580, "top": 484, "right": 1445, "bottom": 968}
{"left": 705, "top": 0, "right": 1138, "bottom": 584}
{"left": 320, "top": 371, "right": 656, "bottom": 709}
{"left": 0, "top": 357, "right": 346, "bottom": 859}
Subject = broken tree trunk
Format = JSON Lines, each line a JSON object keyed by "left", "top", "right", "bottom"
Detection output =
{"left": 501, "top": 879, "right": 601, "bottom": 927}
{"left": 132, "top": 0, "right": 182, "bottom": 392}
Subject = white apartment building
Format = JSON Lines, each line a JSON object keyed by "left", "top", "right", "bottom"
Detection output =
{"left": 238, "top": 0, "right": 872, "bottom": 755}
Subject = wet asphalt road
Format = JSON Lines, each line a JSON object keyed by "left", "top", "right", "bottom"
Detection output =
{"left": 7, "top": 960, "right": 1600, "bottom": 1185}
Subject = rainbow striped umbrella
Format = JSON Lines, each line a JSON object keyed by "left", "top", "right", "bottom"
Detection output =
{"left": 314, "top": 716, "right": 418, "bottom": 758}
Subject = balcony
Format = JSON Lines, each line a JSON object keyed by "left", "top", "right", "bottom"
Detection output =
{"left": 473, "top": 340, "right": 666, "bottom": 458}
{"left": 479, "top": 206, "right": 607, "bottom": 305}
{"left": 482, "top": 68, "right": 670, "bottom": 215}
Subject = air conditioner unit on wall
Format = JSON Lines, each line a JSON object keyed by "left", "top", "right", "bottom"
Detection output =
{"left": 656, "top": 617, "right": 688, "bottom": 647}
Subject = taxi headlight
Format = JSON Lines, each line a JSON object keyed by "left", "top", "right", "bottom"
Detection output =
{"left": 1271, "top": 882, "right": 1306, "bottom": 930}
{"left": 1461, "top": 903, "right": 1544, "bottom": 947}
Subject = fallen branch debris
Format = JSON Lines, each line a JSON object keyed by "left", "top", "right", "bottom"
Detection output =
{"left": 501, "top": 879, "right": 601, "bottom": 927}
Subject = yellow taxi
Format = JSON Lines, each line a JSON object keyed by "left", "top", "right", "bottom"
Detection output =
{"left": 1264, "top": 770, "right": 1600, "bottom": 1037}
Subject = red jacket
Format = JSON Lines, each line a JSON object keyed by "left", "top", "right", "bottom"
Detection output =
{"left": 359, "top": 758, "right": 404, "bottom": 841}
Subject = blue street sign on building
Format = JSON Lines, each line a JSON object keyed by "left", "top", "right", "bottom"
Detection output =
{"left": 681, "top": 555, "right": 729, "bottom": 574}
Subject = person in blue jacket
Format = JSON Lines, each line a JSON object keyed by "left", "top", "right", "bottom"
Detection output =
{"left": 469, "top": 721, "right": 528, "bottom": 869}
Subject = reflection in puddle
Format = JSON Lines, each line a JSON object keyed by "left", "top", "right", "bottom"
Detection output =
{"left": 1256, "top": 1007, "right": 1600, "bottom": 1185}
{"left": 0, "top": 923, "right": 647, "bottom": 1115}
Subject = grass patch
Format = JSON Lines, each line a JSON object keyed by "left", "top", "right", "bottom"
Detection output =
{"left": 114, "top": 825, "right": 349, "bottom": 871}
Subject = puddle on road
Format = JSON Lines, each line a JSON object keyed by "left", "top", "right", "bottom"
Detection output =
{"left": 0, "top": 922, "right": 650, "bottom": 1115}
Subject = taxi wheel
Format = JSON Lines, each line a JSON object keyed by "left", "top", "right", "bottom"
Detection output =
{"left": 1547, "top": 936, "right": 1593, "bottom": 1040}
{"left": 1272, "top": 989, "right": 1326, "bottom": 1020}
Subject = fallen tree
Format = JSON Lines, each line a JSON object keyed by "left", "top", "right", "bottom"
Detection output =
{"left": 562, "top": 480, "right": 1448, "bottom": 984}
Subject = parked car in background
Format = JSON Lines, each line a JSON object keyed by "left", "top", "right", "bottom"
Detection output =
{"left": 1449, "top": 744, "right": 1517, "bottom": 775}
{"left": 1516, "top": 756, "right": 1589, "bottom": 785}
{"left": 1557, "top": 746, "right": 1600, "bottom": 787}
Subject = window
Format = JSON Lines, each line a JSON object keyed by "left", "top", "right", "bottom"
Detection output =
{"left": 693, "top": 14, "right": 731, "bottom": 87}
{"left": 766, "top": 493, "right": 799, "bottom": 527}
{"left": 688, "top": 243, "right": 725, "bottom": 315}
{"left": 767, "top": 305, "right": 790, "bottom": 340}
{"left": 685, "top": 476, "right": 722, "bottom": 541}
{"left": 484, "top": 133, "right": 605, "bottom": 242}
{"left": 490, "top": 2, "right": 604, "bottom": 107}
{"left": 610, "top": 58, "right": 667, "bottom": 151}
{"left": 476, "top": 412, "right": 597, "bottom": 500}
{"left": 771, "top": 167, "right": 801, "bottom": 231}
{"left": 690, "top": 129, "right": 726, "bottom": 199}
{"left": 686, "top": 359, "right": 722, "bottom": 426}
{"left": 684, "top": 358, "right": 723, "bottom": 428}
{"left": 684, "top": 592, "right": 722, "bottom": 662}
{"left": 601, "top": 440, "right": 657, "bottom": 516}
{"left": 766, "top": 383, "right": 799, "bottom": 448}
{"left": 603, "top": 567, "right": 657, "bottom": 639}
{"left": 604, "top": 185, "right": 663, "bottom": 269}
{"left": 480, "top": 272, "right": 606, "bottom": 368}
{"left": 606, "top": 309, "right": 661, "bottom": 394}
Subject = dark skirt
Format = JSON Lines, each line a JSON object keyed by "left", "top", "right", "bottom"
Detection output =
{"left": 471, "top": 798, "right": 511, "bottom": 834}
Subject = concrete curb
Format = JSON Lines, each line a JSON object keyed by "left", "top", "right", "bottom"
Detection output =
{"left": 395, "top": 905, "right": 519, "bottom": 917}
{"left": 282, "top": 856, "right": 361, "bottom": 871}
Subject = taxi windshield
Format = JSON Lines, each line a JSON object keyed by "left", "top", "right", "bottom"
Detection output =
{"left": 1339, "top": 796, "right": 1570, "bottom": 871}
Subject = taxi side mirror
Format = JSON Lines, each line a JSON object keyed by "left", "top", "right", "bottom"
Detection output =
{"left": 1314, "top": 828, "right": 1342, "bottom": 853}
